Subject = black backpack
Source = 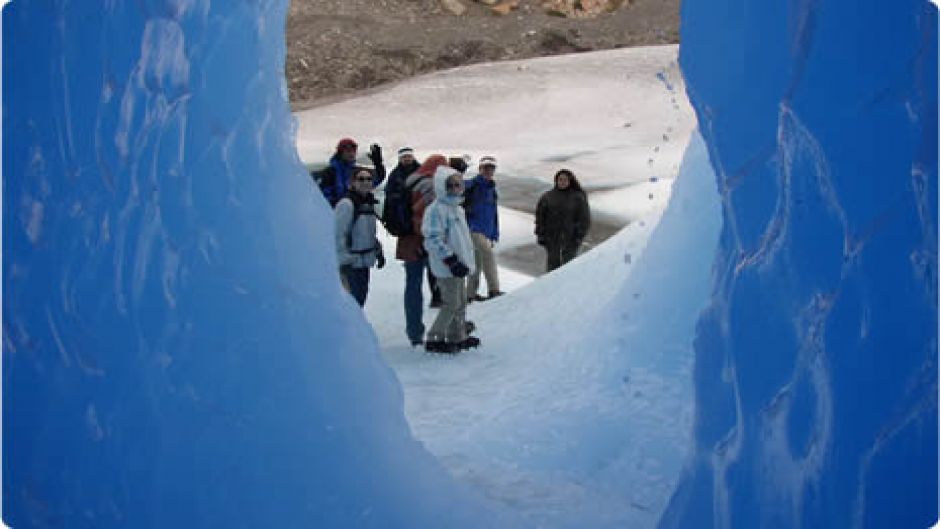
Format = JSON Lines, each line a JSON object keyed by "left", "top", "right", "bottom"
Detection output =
{"left": 381, "top": 173, "right": 418, "bottom": 236}
{"left": 462, "top": 180, "right": 477, "bottom": 218}
{"left": 310, "top": 165, "right": 339, "bottom": 207}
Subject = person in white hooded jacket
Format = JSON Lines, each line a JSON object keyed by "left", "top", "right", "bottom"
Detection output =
{"left": 422, "top": 166, "right": 480, "bottom": 353}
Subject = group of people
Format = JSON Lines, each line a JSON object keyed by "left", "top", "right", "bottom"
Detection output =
{"left": 312, "top": 137, "right": 591, "bottom": 354}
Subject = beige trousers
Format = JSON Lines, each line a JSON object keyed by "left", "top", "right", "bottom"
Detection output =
{"left": 427, "top": 277, "right": 468, "bottom": 343}
{"left": 467, "top": 232, "right": 499, "bottom": 297}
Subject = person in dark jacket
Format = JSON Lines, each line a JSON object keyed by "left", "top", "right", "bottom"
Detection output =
{"left": 463, "top": 156, "right": 503, "bottom": 301}
{"left": 386, "top": 148, "right": 421, "bottom": 194}
{"left": 313, "top": 137, "right": 386, "bottom": 207}
{"left": 535, "top": 169, "right": 591, "bottom": 272}
{"left": 384, "top": 147, "right": 443, "bottom": 310}
{"left": 335, "top": 168, "right": 386, "bottom": 306}
{"left": 396, "top": 155, "right": 450, "bottom": 345}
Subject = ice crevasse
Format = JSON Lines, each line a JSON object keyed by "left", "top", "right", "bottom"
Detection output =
{"left": 659, "top": 0, "right": 937, "bottom": 527}
{"left": 2, "top": 1, "right": 937, "bottom": 529}
{"left": 4, "top": 1, "right": 517, "bottom": 527}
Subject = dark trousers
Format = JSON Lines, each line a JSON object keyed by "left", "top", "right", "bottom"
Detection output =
{"left": 545, "top": 241, "right": 580, "bottom": 272}
{"left": 427, "top": 266, "right": 441, "bottom": 303}
{"left": 341, "top": 267, "right": 370, "bottom": 306}
{"left": 404, "top": 259, "right": 428, "bottom": 342}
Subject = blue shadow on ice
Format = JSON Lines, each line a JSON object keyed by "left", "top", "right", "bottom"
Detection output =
{"left": 659, "top": 0, "right": 938, "bottom": 528}
{"left": 3, "top": 1, "right": 515, "bottom": 527}
{"left": 3, "top": 0, "right": 937, "bottom": 528}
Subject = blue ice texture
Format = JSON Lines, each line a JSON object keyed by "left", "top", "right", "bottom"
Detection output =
{"left": 3, "top": 1, "right": 517, "bottom": 527}
{"left": 659, "top": 0, "right": 938, "bottom": 528}
{"left": 3, "top": 0, "right": 937, "bottom": 528}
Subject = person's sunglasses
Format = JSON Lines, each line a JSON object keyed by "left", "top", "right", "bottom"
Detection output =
{"left": 447, "top": 181, "right": 463, "bottom": 189}
{"left": 355, "top": 177, "right": 373, "bottom": 182}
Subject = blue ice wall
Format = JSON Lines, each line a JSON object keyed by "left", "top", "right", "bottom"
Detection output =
{"left": 660, "top": 0, "right": 938, "bottom": 528}
{"left": 2, "top": 1, "right": 514, "bottom": 527}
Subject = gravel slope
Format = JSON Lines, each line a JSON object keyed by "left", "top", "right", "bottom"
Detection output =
{"left": 286, "top": 0, "right": 679, "bottom": 109}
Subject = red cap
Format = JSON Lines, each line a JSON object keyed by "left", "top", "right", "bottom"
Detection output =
{"left": 336, "top": 138, "right": 358, "bottom": 150}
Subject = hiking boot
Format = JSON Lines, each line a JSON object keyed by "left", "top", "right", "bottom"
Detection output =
{"left": 457, "top": 336, "right": 481, "bottom": 350}
{"left": 487, "top": 290, "right": 505, "bottom": 300}
{"left": 425, "top": 340, "right": 459, "bottom": 354}
{"left": 468, "top": 294, "right": 487, "bottom": 303}
{"left": 464, "top": 321, "right": 476, "bottom": 335}
{"left": 429, "top": 297, "right": 443, "bottom": 309}
{"left": 410, "top": 339, "right": 424, "bottom": 347}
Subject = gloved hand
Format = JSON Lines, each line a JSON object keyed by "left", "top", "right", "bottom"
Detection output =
{"left": 368, "top": 144, "right": 383, "bottom": 167}
{"left": 443, "top": 255, "right": 469, "bottom": 278}
{"left": 449, "top": 157, "right": 468, "bottom": 174}
{"left": 376, "top": 253, "right": 386, "bottom": 269}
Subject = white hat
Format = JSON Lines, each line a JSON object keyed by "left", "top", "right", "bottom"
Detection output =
{"left": 479, "top": 156, "right": 497, "bottom": 167}
{"left": 397, "top": 147, "right": 415, "bottom": 157}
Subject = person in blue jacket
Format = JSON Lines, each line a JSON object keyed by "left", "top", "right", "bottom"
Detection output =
{"left": 312, "top": 138, "right": 386, "bottom": 207}
{"left": 463, "top": 156, "right": 503, "bottom": 302}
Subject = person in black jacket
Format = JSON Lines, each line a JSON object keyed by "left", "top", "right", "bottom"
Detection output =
{"left": 383, "top": 147, "right": 443, "bottom": 316}
{"left": 534, "top": 169, "right": 591, "bottom": 272}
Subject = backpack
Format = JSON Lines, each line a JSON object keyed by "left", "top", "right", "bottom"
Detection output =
{"left": 462, "top": 180, "right": 477, "bottom": 218}
{"left": 342, "top": 196, "right": 379, "bottom": 254}
{"left": 381, "top": 174, "right": 418, "bottom": 236}
{"left": 311, "top": 165, "right": 339, "bottom": 207}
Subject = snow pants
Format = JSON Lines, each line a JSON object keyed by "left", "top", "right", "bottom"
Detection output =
{"left": 341, "top": 266, "right": 370, "bottom": 307}
{"left": 427, "top": 277, "right": 468, "bottom": 343}
{"left": 545, "top": 240, "right": 580, "bottom": 272}
{"left": 467, "top": 231, "right": 499, "bottom": 297}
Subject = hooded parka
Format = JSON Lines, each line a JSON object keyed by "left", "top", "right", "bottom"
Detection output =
{"left": 422, "top": 167, "right": 476, "bottom": 279}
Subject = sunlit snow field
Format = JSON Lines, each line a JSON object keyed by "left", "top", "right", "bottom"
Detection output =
{"left": 295, "top": 45, "right": 721, "bottom": 528}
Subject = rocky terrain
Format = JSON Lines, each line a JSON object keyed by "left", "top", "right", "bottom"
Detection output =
{"left": 286, "top": 0, "right": 680, "bottom": 109}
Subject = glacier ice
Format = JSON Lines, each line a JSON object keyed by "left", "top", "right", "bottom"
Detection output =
{"left": 3, "top": 1, "right": 515, "bottom": 527}
{"left": 659, "top": 0, "right": 938, "bottom": 527}
{"left": 3, "top": 0, "right": 937, "bottom": 527}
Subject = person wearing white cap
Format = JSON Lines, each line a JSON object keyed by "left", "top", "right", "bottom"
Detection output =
{"left": 463, "top": 156, "right": 503, "bottom": 302}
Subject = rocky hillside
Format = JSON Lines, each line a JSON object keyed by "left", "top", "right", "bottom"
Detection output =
{"left": 286, "top": 0, "right": 680, "bottom": 109}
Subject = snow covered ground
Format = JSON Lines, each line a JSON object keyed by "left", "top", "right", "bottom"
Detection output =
{"left": 294, "top": 46, "right": 717, "bottom": 528}
{"left": 296, "top": 45, "right": 694, "bottom": 276}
